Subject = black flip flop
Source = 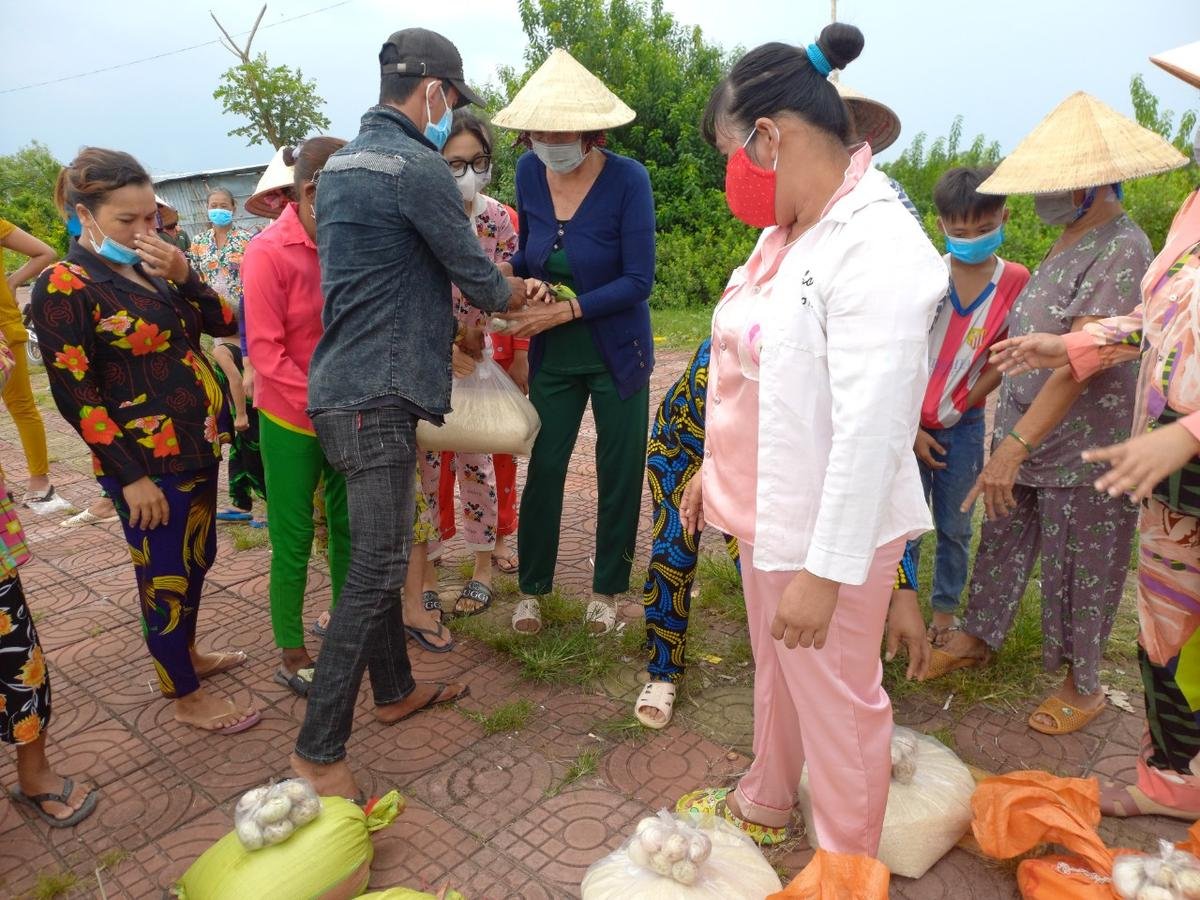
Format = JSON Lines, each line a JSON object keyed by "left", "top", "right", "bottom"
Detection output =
{"left": 11, "top": 777, "right": 98, "bottom": 828}
{"left": 379, "top": 682, "right": 470, "bottom": 726}
{"left": 406, "top": 591, "right": 454, "bottom": 653}
{"left": 452, "top": 580, "right": 493, "bottom": 618}
{"left": 273, "top": 665, "right": 314, "bottom": 697}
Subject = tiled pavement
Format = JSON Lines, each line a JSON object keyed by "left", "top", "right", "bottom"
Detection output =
{"left": 0, "top": 338, "right": 1183, "bottom": 899}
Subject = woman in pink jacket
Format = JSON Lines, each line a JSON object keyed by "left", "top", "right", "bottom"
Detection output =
{"left": 243, "top": 137, "right": 349, "bottom": 697}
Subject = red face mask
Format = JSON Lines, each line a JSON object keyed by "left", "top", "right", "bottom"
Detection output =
{"left": 724, "top": 128, "right": 778, "bottom": 228}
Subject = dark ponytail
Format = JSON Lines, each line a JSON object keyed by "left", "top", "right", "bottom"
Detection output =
{"left": 702, "top": 23, "right": 864, "bottom": 147}
{"left": 55, "top": 147, "right": 151, "bottom": 216}
{"left": 283, "top": 136, "right": 348, "bottom": 188}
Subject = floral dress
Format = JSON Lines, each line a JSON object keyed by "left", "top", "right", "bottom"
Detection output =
{"left": 188, "top": 226, "right": 254, "bottom": 318}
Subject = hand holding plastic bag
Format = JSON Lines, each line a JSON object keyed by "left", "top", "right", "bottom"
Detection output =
{"left": 416, "top": 356, "right": 541, "bottom": 456}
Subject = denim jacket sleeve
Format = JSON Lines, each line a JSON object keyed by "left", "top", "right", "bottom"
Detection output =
{"left": 401, "top": 153, "right": 511, "bottom": 314}
{"left": 577, "top": 162, "right": 655, "bottom": 320}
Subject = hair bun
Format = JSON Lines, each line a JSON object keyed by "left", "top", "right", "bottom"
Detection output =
{"left": 282, "top": 146, "right": 297, "bottom": 167}
{"left": 816, "top": 22, "right": 864, "bottom": 71}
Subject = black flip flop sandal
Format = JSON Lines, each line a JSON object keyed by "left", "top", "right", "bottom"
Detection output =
{"left": 452, "top": 580, "right": 493, "bottom": 618}
{"left": 406, "top": 591, "right": 455, "bottom": 653}
{"left": 11, "top": 777, "right": 98, "bottom": 828}
{"left": 273, "top": 665, "right": 315, "bottom": 697}
{"left": 379, "top": 682, "right": 470, "bottom": 726}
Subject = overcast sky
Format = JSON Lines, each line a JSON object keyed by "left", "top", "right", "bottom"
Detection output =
{"left": 2, "top": 0, "right": 1196, "bottom": 176}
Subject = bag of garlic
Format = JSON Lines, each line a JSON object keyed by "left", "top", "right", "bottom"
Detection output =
{"left": 234, "top": 778, "right": 324, "bottom": 850}
{"left": 797, "top": 726, "right": 976, "bottom": 879}
{"left": 174, "top": 790, "right": 404, "bottom": 900}
{"left": 580, "top": 809, "right": 783, "bottom": 899}
{"left": 416, "top": 356, "right": 540, "bottom": 456}
{"left": 1111, "top": 841, "right": 1200, "bottom": 899}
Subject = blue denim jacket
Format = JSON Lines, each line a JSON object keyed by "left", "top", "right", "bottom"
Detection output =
{"left": 307, "top": 105, "right": 512, "bottom": 416}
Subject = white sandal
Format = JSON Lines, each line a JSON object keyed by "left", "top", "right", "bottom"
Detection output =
{"left": 585, "top": 599, "right": 616, "bottom": 635}
{"left": 635, "top": 680, "right": 676, "bottom": 729}
{"left": 512, "top": 596, "right": 543, "bottom": 634}
{"left": 61, "top": 508, "right": 119, "bottom": 527}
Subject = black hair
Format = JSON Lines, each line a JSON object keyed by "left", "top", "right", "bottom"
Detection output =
{"left": 449, "top": 109, "right": 493, "bottom": 156}
{"left": 283, "top": 136, "right": 348, "bottom": 187}
{"left": 932, "top": 167, "right": 1005, "bottom": 222}
{"left": 55, "top": 147, "right": 151, "bottom": 215}
{"left": 702, "top": 23, "right": 864, "bottom": 147}
{"left": 379, "top": 42, "right": 436, "bottom": 105}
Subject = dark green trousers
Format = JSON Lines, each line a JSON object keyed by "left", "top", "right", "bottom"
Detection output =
{"left": 518, "top": 367, "right": 649, "bottom": 596}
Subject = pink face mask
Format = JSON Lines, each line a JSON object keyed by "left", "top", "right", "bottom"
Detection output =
{"left": 724, "top": 127, "right": 778, "bottom": 228}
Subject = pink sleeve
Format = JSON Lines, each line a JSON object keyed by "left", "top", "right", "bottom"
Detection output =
{"left": 1063, "top": 306, "right": 1145, "bottom": 382}
{"left": 1180, "top": 412, "right": 1200, "bottom": 445}
{"left": 243, "top": 245, "right": 310, "bottom": 411}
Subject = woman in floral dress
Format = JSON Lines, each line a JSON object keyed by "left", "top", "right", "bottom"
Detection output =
{"left": 32, "top": 148, "right": 259, "bottom": 735}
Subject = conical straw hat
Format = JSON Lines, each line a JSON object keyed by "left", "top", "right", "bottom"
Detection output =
{"left": 835, "top": 81, "right": 901, "bottom": 153}
{"left": 1151, "top": 41, "right": 1200, "bottom": 90}
{"left": 979, "top": 91, "right": 1187, "bottom": 195}
{"left": 492, "top": 48, "right": 635, "bottom": 132}
{"left": 246, "top": 147, "right": 296, "bottom": 219}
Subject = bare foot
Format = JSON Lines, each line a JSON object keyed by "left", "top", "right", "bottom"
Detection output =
{"left": 315, "top": 610, "right": 331, "bottom": 631}
{"left": 281, "top": 647, "right": 315, "bottom": 675}
{"left": 90, "top": 498, "right": 116, "bottom": 518}
{"left": 191, "top": 648, "right": 248, "bottom": 678}
{"left": 374, "top": 682, "right": 468, "bottom": 725}
{"left": 938, "top": 630, "right": 988, "bottom": 661}
{"left": 723, "top": 789, "right": 783, "bottom": 829}
{"left": 289, "top": 752, "right": 359, "bottom": 799}
{"left": 1100, "top": 781, "right": 1196, "bottom": 820}
{"left": 173, "top": 690, "right": 258, "bottom": 732}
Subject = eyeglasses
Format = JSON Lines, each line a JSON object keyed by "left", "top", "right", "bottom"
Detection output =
{"left": 446, "top": 155, "right": 491, "bottom": 177}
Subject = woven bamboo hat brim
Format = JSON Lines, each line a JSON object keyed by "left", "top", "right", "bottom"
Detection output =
{"left": 246, "top": 148, "right": 296, "bottom": 219}
{"left": 492, "top": 48, "right": 635, "bottom": 132}
{"left": 835, "top": 81, "right": 902, "bottom": 153}
{"left": 979, "top": 91, "right": 1188, "bottom": 195}
{"left": 1151, "top": 41, "right": 1200, "bottom": 90}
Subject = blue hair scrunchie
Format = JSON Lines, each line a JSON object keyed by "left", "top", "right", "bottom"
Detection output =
{"left": 806, "top": 43, "right": 833, "bottom": 77}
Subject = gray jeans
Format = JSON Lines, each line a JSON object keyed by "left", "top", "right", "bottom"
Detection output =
{"left": 295, "top": 406, "right": 418, "bottom": 764}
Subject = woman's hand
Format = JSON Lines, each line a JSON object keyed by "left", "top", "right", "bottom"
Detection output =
{"left": 451, "top": 344, "right": 477, "bottom": 378}
{"left": 914, "top": 429, "right": 947, "bottom": 470}
{"left": 771, "top": 570, "right": 841, "bottom": 650}
{"left": 525, "top": 278, "right": 551, "bottom": 304}
{"left": 123, "top": 476, "right": 170, "bottom": 530}
{"left": 504, "top": 302, "right": 576, "bottom": 339}
{"left": 989, "top": 333, "right": 1070, "bottom": 376}
{"left": 886, "top": 590, "right": 931, "bottom": 680}
{"left": 234, "top": 412, "right": 250, "bottom": 432}
{"left": 507, "top": 352, "right": 530, "bottom": 393}
{"left": 1083, "top": 423, "right": 1200, "bottom": 502}
{"left": 457, "top": 326, "right": 485, "bottom": 361}
{"left": 134, "top": 232, "right": 189, "bottom": 283}
{"left": 960, "top": 436, "right": 1027, "bottom": 518}
{"left": 679, "top": 474, "right": 705, "bottom": 534}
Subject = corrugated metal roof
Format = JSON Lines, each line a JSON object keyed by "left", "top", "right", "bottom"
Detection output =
{"left": 152, "top": 163, "right": 268, "bottom": 184}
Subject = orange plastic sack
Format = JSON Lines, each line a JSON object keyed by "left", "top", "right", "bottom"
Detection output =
{"left": 767, "top": 849, "right": 889, "bottom": 899}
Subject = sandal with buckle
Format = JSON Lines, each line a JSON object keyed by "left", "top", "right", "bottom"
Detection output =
{"left": 635, "top": 680, "right": 676, "bottom": 729}
{"left": 452, "top": 580, "right": 493, "bottom": 618}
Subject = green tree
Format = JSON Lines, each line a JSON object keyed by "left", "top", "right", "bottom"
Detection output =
{"left": 1125, "top": 73, "right": 1198, "bottom": 252}
{"left": 211, "top": 6, "right": 330, "bottom": 149}
{"left": 0, "top": 141, "right": 68, "bottom": 271}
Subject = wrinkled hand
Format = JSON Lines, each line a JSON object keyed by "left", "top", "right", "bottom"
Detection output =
{"left": 503, "top": 302, "right": 575, "bottom": 339}
{"left": 679, "top": 474, "right": 705, "bottom": 534}
{"left": 123, "top": 475, "right": 169, "bottom": 530}
{"left": 961, "top": 436, "right": 1026, "bottom": 518}
{"left": 134, "top": 232, "right": 189, "bottom": 282}
{"left": 507, "top": 352, "right": 529, "bottom": 393}
{"left": 990, "top": 332, "right": 1070, "bottom": 376}
{"left": 458, "top": 326, "right": 484, "bottom": 361}
{"left": 505, "top": 276, "right": 530, "bottom": 311}
{"left": 525, "top": 278, "right": 551, "bottom": 304}
{"left": 914, "top": 429, "right": 947, "bottom": 470}
{"left": 771, "top": 570, "right": 841, "bottom": 650}
{"left": 452, "top": 344, "right": 477, "bottom": 378}
{"left": 886, "top": 590, "right": 931, "bottom": 680}
{"left": 1083, "top": 423, "right": 1200, "bottom": 502}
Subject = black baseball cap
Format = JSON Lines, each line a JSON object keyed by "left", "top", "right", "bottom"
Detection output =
{"left": 379, "top": 28, "right": 483, "bottom": 109}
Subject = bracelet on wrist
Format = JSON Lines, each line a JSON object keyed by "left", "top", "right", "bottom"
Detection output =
{"left": 1008, "top": 428, "right": 1033, "bottom": 454}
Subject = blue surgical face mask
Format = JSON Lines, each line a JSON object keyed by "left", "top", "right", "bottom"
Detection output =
{"left": 66, "top": 213, "right": 82, "bottom": 237}
{"left": 85, "top": 219, "right": 140, "bottom": 266}
{"left": 424, "top": 82, "right": 453, "bottom": 151}
{"left": 943, "top": 222, "right": 1005, "bottom": 265}
{"left": 208, "top": 208, "right": 234, "bottom": 227}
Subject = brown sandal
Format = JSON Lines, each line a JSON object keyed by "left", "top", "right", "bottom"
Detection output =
{"left": 1027, "top": 696, "right": 1104, "bottom": 735}
{"left": 921, "top": 647, "right": 988, "bottom": 681}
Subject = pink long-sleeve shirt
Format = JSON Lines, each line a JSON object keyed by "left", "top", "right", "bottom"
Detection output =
{"left": 243, "top": 203, "right": 325, "bottom": 434}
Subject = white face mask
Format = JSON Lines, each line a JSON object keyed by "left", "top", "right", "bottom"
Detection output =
{"left": 532, "top": 138, "right": 586, "bottom": 174}
{"left": 455, "top": 168, "right": 488, "bottom": 203}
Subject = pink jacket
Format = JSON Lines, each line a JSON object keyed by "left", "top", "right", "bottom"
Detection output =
{"left": 243, "top": 203, "right": 325, "bottom": 433}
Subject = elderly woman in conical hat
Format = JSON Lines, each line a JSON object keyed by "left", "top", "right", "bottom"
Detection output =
{"left": 988, "top": 45, "right": 1199, "bottom": 819}
{"left": 493, "top": 49, "right": 656, "bottom": 636}
{"left": 925, "top": 92, "right": 1186, "bottom": 739}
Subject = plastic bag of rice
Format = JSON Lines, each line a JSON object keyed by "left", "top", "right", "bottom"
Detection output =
{"left": 798, "top": 726, "right": 976, "bottom": 879}
{"left": 416, "top": 356, "right": 540, "bottom": 456}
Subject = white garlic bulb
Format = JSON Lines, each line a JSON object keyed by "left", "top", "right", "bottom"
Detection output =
{"left": 688, "top": 833, "right": 712, "bottom": 864}
{"left": 289, "top": 796, "right": 322, "bottom": 826}
{"left": 627, "top": 840, "right": 650, "bottom": 868}
{"left": 648, "top": 851, "right": 673, "bottom": 876}
{"left": 278, "top": 780, "right": 313, "bottom": 803}
{"left": 671, "top": 859, "right": 698, "bottom": 885}
{"left": 663, "top": 832, "right": 689, "bottom": 863}
{"left": 262, "top": 818, "right": 295, "bottom": 845}
{"left": 236, "top": 785, "right": 269, "bottom": 817}
{"left": 1136, "top": 886, "right": 1174, "bottom": 900}
{"left": 1112, "top": 856, "right": 1146, "bottom": 899}
{"left": 1176, "top": 868, "right": 1200, "bottom": 898}
{"left": 235, "top": 818, "right": 265, "bottom": 851}
{"left": 638, "top": 823, "right": 668, "bottom": 855}
{"left": 255, "top": 796, "right": 293, "bottom": 825}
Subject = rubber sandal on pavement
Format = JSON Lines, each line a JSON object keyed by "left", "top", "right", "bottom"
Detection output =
{"left": 216, "top": 509, "right": 253, "bottom": 522}
{"left": 273, "top": 666, "right": 314, "bottom": 698}
{"left": 60, "top": 508, "right": 119, "bottom": 527}
{"left": 1027, "top": 696, "right": 1105, "bottom": 736}
{"left": 675, "top": 787, "right": 789, "bottom": 846}
{"left": 452, "top": 580, "right": 493, "bottom": 618}
{"left": 920, "top": 647, "right": 987, "bottom": 681}
{"left": 585, "top": 599, "right": 616, "bottom": 635}
{"left": 635, "top": 681, "right": 676, "bottom": 729}
{"left": 10, "top": 778, "right": 98, "bottom": 828}
{"left": 175, "top": 704, "right": 262, "bottom": 735}
{"left": 407, "top": 590, "right": 455, "bottom": 653}
{"left": 493, "top": 548, "right": 519, "bottom": 574}
{"left": 376, "top": 682, "right": 469, "bottom": 726}
{"left": 512, "top": 596, "right": 542, "bottom": 634}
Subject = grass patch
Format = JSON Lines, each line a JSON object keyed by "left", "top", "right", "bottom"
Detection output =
{"left": 693, "top": 553, "right": 745, "bottom": 624}
{"left": 462, "top": 699, "right": 534, "bottom": 735}
{"left": 649, "top": 306, "right": 711, "bottom": 351}
{"left": 457, "top": 558, "right": 475, "bottom": 581}
{"left": 594, "top": 713, "right": 653, "bottom": 744}
{"left": 30, "top": 870, "right": 79, "bottom": 900}
{"left": 547, "top": 747, "right": 601, "bottom": 797}
{"left": 230, "top": 524, "right": 270, "bottom": 552}
{"left": 97, "top": 849, "right": 130, "bottom": 869}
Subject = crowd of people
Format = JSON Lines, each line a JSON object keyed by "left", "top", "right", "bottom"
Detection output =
{"left": 0, "top": 20, "right": 1196, "bottom": 870}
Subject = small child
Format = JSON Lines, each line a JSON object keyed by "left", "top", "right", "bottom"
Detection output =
{"left": 910, "top": 167, "right": 1031, "bottom": 641}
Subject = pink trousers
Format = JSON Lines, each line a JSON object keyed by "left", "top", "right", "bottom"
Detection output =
{"left": 734, "top": 538, "right": 905, "bottom": 856}
{"left": 419, "top": 450, "right": 497, "bottom": 554}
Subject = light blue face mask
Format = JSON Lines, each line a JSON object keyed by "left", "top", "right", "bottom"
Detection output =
{"left": 208, "top": 208, "right": 234, "bottom": 227}
{"left": 86, "top": 220, "right": 140, "bottom": 266}
{"left": 424, "top": 82, "right": 453, "bottom": 150}
{"left": 944, "top": 223, "right": 1005, "bottom": 265}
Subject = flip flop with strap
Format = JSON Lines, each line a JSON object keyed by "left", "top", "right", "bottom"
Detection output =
{"left": 195, "top": 650, "right": 248, "bottom": 679}
{"left": 407, "top": 591, "right": 454, "bottom": 653}
{"left": 635, "top": 681, "right": 676, "bottom": 729}
{"left": 452, "top": 580, "right": 493, "bottom": 617}
{"left": 512, "top": 596, "right": 542, "bottom": 634}
{"left": 675, "top": 787, "right": 790, "bottom": 846}
{"left": 216, "top": 509, "right": 254, "bottom": 522}
{"left": 920, "top": 647, "right": 987, "bottom": 681}
{"left": 10, "top": 778, "right": 98, "bottom": 828}
{"left": 175, "top": 704, "right": 262, "bottom": 735}
{"left": 273, "top": 666, "right": 315, "bottom": 698}
{"left": 1027, "top": 696, "right": 1105, "bottom": 736}
{"left": 310, "top": 614, "right": 330, "bottom": 638}
{"left": 377, "top": 682, "right": 469, "bottom": 726}
{"left": 493, "top": 548, "right": 519, "bottom": 574}
{"left": 60, "top": 508, "right": 119, "bottom": 527}
{"left": 585, "top": 599, "right": 616, "bottom": 635}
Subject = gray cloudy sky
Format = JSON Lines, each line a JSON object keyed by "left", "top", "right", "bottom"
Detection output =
{"left": 2, "top": 0, "right": 1196, "bottom": 176}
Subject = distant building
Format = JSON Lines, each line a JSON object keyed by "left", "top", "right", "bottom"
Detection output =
{"left": 152, "top": 163, "right": 270, "bottom": 239}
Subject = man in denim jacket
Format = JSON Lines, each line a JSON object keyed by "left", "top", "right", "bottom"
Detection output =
{"left": 292, "top": 28, "right": 529, "bottom": 797}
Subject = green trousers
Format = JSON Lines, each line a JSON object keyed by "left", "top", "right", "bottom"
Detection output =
{"left": 259, "top": 414, "right": 350, "bottom": 648}
{"left": 518, "top": 367, "right": 649, "bottom": 596}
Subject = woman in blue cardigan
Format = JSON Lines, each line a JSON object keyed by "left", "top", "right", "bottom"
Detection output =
{"left": 494, "top": 49, "right": 655, "bottom": 634}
